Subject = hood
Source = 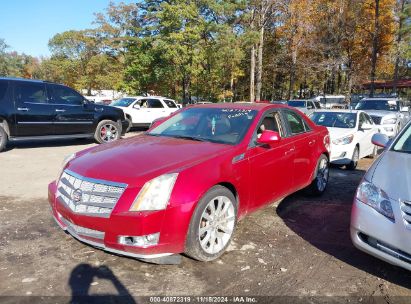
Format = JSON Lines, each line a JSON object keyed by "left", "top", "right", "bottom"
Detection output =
{"left": 327, "top": 127, "right": 354, "bottom": 141}
{"left": 363, "top": 110, "right": 396, "bottom": 118}
{"left": 369, "top": 150, "right": 411, "bottom": 201}
{"left": 67, "top": 135, "right": 233, "bottom": 186}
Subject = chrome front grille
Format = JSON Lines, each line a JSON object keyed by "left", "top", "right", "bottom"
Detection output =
{"left": 400, "top": 201, "right": 411, "bottom": 229}
{"left": 57, "top": 170, "right": 127, "bottom": 218}
{"left": 370, "top": 116, "right": 382, "bottom": 125}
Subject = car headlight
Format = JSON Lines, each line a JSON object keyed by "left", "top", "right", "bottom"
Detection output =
{"left": 332, "top": 134, "right": 354, "bottom": 145}
{"left": 356, "top": 180, "right": 394, "bottom": 221}
{"left": 382, "top": 118, "right": 397, "bottom": 125}
{"left": 129, "top": 173, "right": 178, "bottom": 211}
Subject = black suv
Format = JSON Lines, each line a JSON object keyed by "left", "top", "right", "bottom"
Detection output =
{"left": 0, "top": 78, "right": 129, "bottom": 152}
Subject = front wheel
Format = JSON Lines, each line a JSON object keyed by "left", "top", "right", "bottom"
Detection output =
{"left": 0, "top": 126, "right": 8, "bottom": 152}
{"left": 346, "top": 146, "right": 359, "bottom": 170}
{"left": 94, "top": 120, "right": 121, "bottom": 144}
{"left": 185, "top": 186, "right": 237, "bottom": 262}
{"left": 125, "top": 117, "right": 132, "bottom": 133}
{"left": 306, "top": 154, "right": 329, "bottom": 196}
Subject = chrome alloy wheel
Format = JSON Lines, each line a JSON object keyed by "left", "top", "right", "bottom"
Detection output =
{"left": 316, "top": 158, "right": 329, "bottom": 192}
{"left": 100, "top": 124, "right": 118, "bottom": 142}
{"left": 198, "top": 196, "right": 235, "bottom": 255}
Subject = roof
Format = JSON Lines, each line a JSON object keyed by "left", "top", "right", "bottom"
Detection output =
{"left": 191, "top": 102, "right": 290, "bottom": 111}
{"left": 362, "top": 79, "right": 411, "bottom": 89}
{"left": 0, "top": 77, "right": 46, "bottom": 83}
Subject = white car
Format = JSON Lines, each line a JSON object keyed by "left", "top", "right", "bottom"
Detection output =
{"left": 310, "top": 110, "right": 379, "bottom": 169}
{"left": 111, "top": 96, "right": 179, "bottom": 129}
{"left": 351, "top": 124, "right": 411, "bottom": 271}
{"left": 354, "top": 98, "right": 410, "bottom": 138}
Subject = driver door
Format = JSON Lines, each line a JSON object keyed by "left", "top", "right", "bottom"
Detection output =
{"left": 246, "top": 111, "right": 295, "bottom": 212}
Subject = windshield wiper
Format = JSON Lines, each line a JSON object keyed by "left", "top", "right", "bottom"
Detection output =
{"left": 171, "top": 135, "right": 207, "bottom": 142}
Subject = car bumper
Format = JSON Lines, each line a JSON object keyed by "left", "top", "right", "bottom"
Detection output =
{"left": 376, "top": 124, "right": 396, "bottom": 138}
{"left": 48, "top": 181, "right": 191, "bottom": 260}
{"left": 351, "top": 197, "right": 411, "bottom": 271}
{"left": 330, "top": 143, "right": 355, "bottom": 165}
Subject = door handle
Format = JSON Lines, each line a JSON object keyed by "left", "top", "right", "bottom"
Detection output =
{"left": 285, "top": 147, "right": 295, "bottom": 155}
{"left": 309, "top": 140, "right": 316, "bottom": 146}
{"left": 55, "top": 109, "right": 66, "bottom": 112}
{"left": 17, "top": 107, "right": 29, "bottom": 111}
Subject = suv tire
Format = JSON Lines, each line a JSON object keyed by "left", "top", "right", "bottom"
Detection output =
{"left": 0, "top": 126, "right": 8, "bottom": 152}
{"left": 94, "top": 120, "right": 121, "bottom": 144}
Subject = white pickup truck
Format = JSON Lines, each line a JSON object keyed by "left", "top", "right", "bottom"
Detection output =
{"left": 111, "top": 96, "right": 179, "bottom": 130}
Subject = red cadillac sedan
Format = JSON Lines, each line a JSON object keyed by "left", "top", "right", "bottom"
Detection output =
{"left": 48, "top": 103, "right": 330, "bottom": 263}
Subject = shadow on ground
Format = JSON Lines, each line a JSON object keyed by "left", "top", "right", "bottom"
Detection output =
{"left": 69, "top": 264, "right": 136, "bottom": 304}
{"left": 277, "top": 166, "right": 411, "bottom": 289}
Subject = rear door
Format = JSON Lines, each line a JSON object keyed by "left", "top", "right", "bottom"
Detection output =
{"left": 282, "top": 109, "right": 316, "bottom": 190}
{"left": 163, "top": 99, "right": 178, "bottom": 115}
{"left": 14, "top": 81, "right": 55, "bottom": 136}
{"left": 47, "top": 84, "right": 95, "bottom": 135}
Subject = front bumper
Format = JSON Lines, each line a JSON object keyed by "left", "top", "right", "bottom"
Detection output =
{"left": 48, "top": 181, "right": 191, "bottom": 260}
{"left": 351, "top": 197, "right": 411, "bottom": 271}
{"left": 329, "top": 143, "right": 355, "bottom": 165}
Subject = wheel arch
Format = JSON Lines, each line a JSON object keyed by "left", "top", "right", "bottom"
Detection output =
{"left": 217, "top": 182, "right": 239, "bottom": 209}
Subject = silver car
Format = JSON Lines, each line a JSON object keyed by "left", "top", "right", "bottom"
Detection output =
{"left": 351, "top": 123, "right": 411, "bottom": 270}
{"left": 286, "top": 99, "right": 321, "bottom": 116}
{"left": 355, "top": 98, "right": 410, "bottom": 138}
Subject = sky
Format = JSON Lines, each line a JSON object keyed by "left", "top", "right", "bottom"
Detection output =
{"left": 0, "top": 0, "right": 133, "bottom": 57}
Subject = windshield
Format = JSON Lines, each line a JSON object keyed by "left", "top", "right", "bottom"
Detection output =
{"left": 355, "top": 99, "right": 399, "bottom": 111}
{"left": 111, "top": 98, "right": 136, "bottom": 107}
{"left": 310, "top": 112, "right": 357, "bottom": 129}
{"left": 148, "top": 108, "right": 258, "bottom": 145}
{"left": 319, "top": 97, "right": 345, "bottom": 105}
{"left": 287, "top": 100, "right": 306, "bottom": 107}
{"left": 393, "top": 124, "right": 411, "bottom": 153}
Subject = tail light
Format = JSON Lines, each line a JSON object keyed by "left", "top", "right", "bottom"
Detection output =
{"left": 324, "top": 134, "right": 331, "bottom": 152}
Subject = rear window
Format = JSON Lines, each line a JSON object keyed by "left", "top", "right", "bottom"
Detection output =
{"left": 0, "top": 81, "right": 8, "bottom": 101}
{"left": 164, "top": 99, "right": 177, "bottom": 108}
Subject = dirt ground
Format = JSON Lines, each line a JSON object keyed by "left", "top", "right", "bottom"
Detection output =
{"left": 1, "top": 132, "right": 411, "bottom": 303}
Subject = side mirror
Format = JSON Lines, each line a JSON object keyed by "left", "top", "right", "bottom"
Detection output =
{"left": 372, "top": 133, "right": 389, "bottom": 148}
{"left": 361, "top": 122, "right": 373, "bottom": 130}
{"left": 401, "top": 106, "right": 409, "bottom": 112}
{"left": 133, "top": 104, "right": 141, "bottom": 110}
{"left": 257, "top": 130, "right": 281, "bottom": 147}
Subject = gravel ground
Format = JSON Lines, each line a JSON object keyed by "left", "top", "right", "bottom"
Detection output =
{"left": 0, "top": 132, "right": 410, "bottom": 303}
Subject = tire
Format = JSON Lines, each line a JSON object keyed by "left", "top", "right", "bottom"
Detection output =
{"left": 125, "top": 117, "right": 132, "bottom": 133}
{"left": 94, "top": 120, "right": 121, "bottom": 144}
{"left": 0, "top": 126, "right": 7, "bottom": 152}
{"left": 306, "top": 154, "right": 329, "bottom": 196}
{"left": 370, "top": 145, "right": 378, "bottom": 159}
{"left": 185, "top": 185, "right": 237, "bottom": 262}
{"left": 346, "top": 146, "right": 359, "bottom": 170}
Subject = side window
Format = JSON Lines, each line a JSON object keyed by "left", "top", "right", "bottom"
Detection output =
{"left": 359, "top": 113, "right": 367, "bottom": 127}
{"left": 285, "top": 111, "right": 306, "bottom": 135}
{"left": 364, "top": 113, "right": 373, "bottom": 125}
{"left": 15, "top": 82, "right": 48, "bottom": 104}
{"left": 307, "top": 101, "right": 314, "bottom": 109}
{"left": 164, "top": 99, "right": 177, "bottom": 108}
{"left": 256, "top": 112, "right": 283, "bottom": 139}
{"left": 148, "top": 99, "right": 164, "bottom": 108}
{"left": 0, "top": 80, "right": 8, "bottom": 101}
{"left": 49, "top": 85, "right": 83, "bottom": 105}
{"left": 314, "top": 102, "right": 321, "bottom": 109}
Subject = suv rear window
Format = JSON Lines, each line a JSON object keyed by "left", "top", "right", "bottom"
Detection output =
{"left": 0, "top": 81, "right": 8, "bottom": 101}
